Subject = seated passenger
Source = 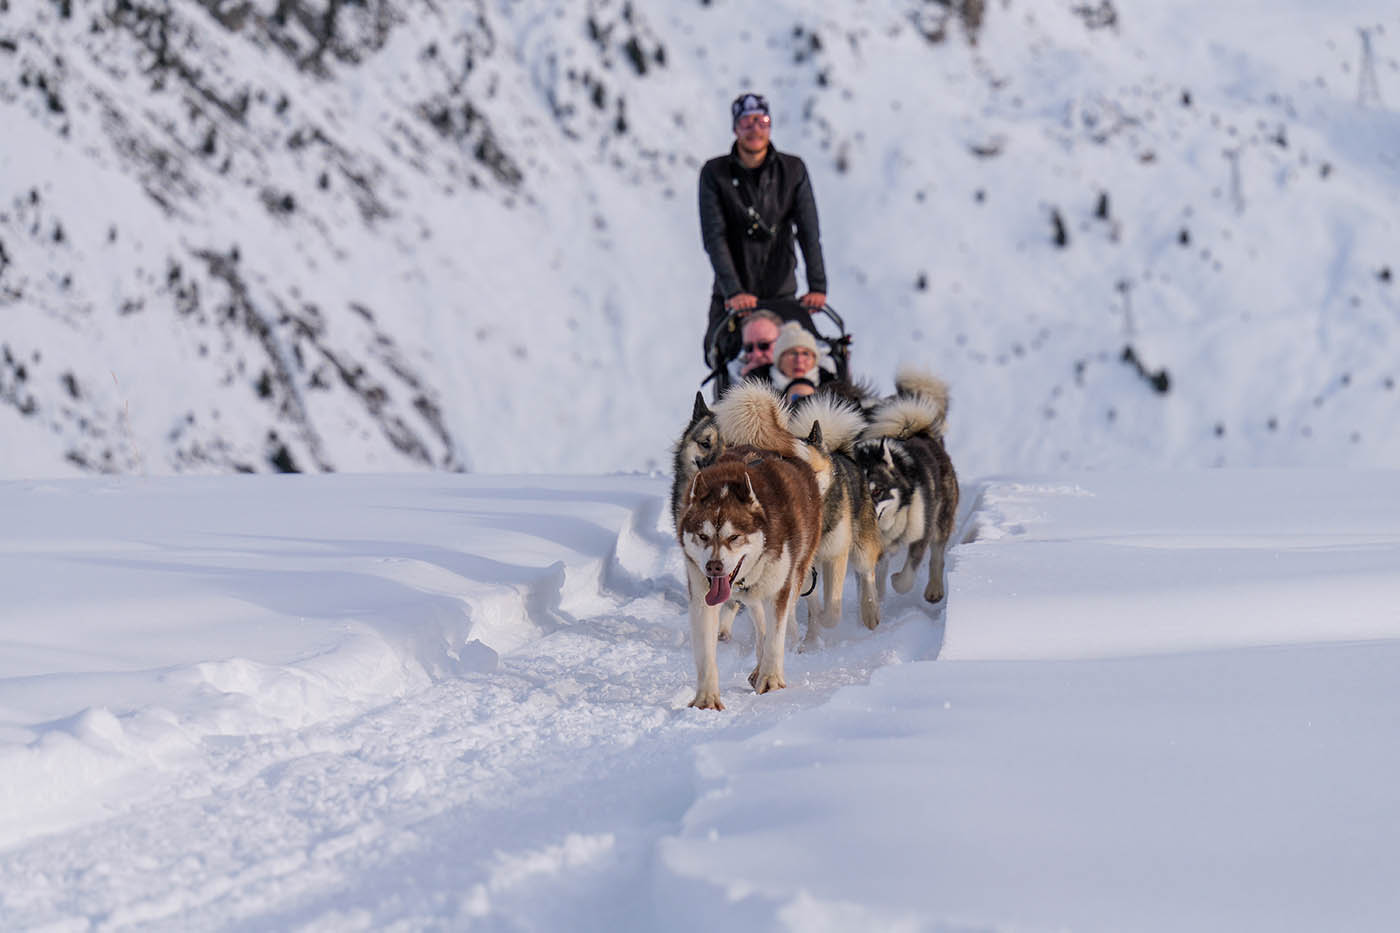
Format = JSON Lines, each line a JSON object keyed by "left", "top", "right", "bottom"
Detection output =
{"left": 783, "top": 378, "right": 817, "bottom": 402}
{"left": 770, "top": 321, "right": 832, "bottom": 402}
{"left": 728, "top": 309, "right": 783, "bottom": 384}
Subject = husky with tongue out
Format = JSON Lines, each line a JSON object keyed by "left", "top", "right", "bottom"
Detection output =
{"left": 676, "top": 384, "right": 826, "bottom": 711}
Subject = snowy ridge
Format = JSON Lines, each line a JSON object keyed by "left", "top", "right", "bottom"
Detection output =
{"left": 0, "top": 472, "right": 673, "bottom": 848}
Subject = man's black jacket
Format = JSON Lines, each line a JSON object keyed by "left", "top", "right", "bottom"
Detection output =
{"left": 698, "top": 144, "right": 827, "bottom": 302}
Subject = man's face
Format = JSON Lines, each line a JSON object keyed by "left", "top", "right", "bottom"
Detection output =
{"left": 734, "top": 112, "right": 771, "bottom": 157}
{"left": 741, "top": 318, "right": 779, "bottom": 370}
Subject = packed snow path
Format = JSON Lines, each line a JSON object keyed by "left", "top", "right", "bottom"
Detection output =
{"left": 0, "top": 474, "right": 953, "bottom": 930}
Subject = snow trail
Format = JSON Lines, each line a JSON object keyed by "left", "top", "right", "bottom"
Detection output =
{"left": 0, "top": 475, "right": 955, "bottom": 931}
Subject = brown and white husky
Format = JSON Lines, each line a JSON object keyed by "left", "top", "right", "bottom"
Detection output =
{"left": 676, "top": 381, "right": 826, "bottom": 710}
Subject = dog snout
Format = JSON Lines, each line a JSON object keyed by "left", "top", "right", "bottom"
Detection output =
{"left": 705, "top": 557, "right": 724, "bottom": 577}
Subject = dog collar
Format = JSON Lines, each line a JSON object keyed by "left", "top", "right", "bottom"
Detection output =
{"left": 734, "top": 552, "right": 764, "bottom": 591}
{"left": 728, "top": 555, "right": 745, "bottom": 588}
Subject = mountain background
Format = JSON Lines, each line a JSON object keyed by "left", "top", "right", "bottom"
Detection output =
{"left": 3, "top": 0, "right": 1398, "bottom": 482}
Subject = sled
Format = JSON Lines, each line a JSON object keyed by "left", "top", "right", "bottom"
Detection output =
{"left": 702, "top": 297, "right": 851, "bottom": 401}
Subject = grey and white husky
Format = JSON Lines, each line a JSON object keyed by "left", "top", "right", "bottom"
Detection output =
{"left": 670, "top": 392, "right": 724, "bottom": 531}
{"left": 788, "top": 392, "right": 883, "bottom": 646}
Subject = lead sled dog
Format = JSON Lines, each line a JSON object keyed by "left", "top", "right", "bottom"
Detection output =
{"left": 675, "top": 382, "right": 826, "bottom": 709}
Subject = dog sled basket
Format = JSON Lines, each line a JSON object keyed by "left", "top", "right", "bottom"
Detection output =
{"left": 702, "top": 297, "right": 852, "bottom": 401}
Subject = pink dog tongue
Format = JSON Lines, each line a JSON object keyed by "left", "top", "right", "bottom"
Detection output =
{"left": 705, "top": 573, "right": 731, "bottom": 606}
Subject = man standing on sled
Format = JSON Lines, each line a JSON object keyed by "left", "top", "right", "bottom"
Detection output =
{"left": 698, "top": 92, "right": 828, "bottom": 370}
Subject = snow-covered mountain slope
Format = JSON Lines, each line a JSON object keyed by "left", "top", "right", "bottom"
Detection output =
{"left": 2, "top": 0, "right": 1398, "bottom": 480}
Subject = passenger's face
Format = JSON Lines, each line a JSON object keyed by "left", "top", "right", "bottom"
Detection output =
{"left": 786, "top": 381, "right": 815, "bottom": 403}
{"left": 778, "top": 347, "right": 816, "bottom": 378}
{"left": 741, "top": 318, "right": 779, "bottom": 368}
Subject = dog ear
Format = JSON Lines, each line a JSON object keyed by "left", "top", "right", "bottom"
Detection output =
{"left": 804, "top": 419, "right": 824, "bottom": 450}
{"left": 686, "top": 471, "right": 704, "bottom": 508}
{"left": 691, "top": 391, "right": 712, "bottom": 424}
{"left": 742, "top": 472, "right": 765, "bottom": 515}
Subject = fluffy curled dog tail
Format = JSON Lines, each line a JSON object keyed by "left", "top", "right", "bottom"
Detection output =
{"left": 863, "top": 396, "right": 946, "bottom": 441}
{"left": 714, "top": 379, "right": 795, "bottom": 454}
{"left": 865, "top": 369, "right": 950, "bottom": 441}
{"left": 894, "top": 366, "right": 951, "bottom": 415}
{"left": 788, "top": 394, "right": 867, "bottom": 455}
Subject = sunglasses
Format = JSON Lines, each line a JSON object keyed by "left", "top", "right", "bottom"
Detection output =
{"left": 736, "top": 114, "right": 771, "bottom": 131}
{"left": 743, "top": 340, "right": 774, "bottom": 354}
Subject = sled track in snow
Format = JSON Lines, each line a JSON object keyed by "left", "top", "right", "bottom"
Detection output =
{"left": 0, "top": 484, "right": 969, "bottom": 931}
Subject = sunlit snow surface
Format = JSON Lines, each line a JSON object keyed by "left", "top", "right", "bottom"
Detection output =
{"left": 2, "top": 470, "right": 1399, "bottom": 930}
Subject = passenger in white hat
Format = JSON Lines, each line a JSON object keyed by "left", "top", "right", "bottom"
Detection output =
{"left": 770, "top": 320, "right": 830, "bottom": 401}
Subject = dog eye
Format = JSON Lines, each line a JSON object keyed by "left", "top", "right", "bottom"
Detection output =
{"left": 725, "top": 535, "right": 740, "bottom": 546}
{"left": 697, "top": 439, "right": 711, "bottom": 450}
{"left": 696, "top": 533, "right": 710, "bottom": 544}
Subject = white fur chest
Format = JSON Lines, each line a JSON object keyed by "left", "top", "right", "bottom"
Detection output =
{"left": 735, "top": 542, "right": 791, "bottom": 600}
{"left": 877, "top": 487, "right": 925, "bottom": 548}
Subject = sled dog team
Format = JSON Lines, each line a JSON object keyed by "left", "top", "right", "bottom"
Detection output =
{"left": 670, "top": 369, "right": 959, "bottom": 710}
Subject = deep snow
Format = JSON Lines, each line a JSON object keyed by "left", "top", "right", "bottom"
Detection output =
{"left": 2, "top": 470, "right": 1400, "bottom": 930}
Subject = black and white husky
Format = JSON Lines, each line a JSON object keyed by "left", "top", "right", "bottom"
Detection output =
{"left": 853, "top": 368, "right": 960, "bottom": 603}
